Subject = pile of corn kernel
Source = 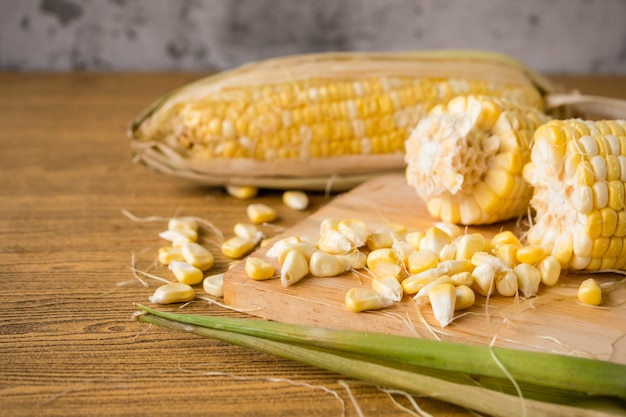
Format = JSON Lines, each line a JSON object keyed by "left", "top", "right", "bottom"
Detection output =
{"left": 144, "top": 186, "right": 604, "bottom": 328}
{"left": 146, "top": 187, "right": 309, "bottom": 304}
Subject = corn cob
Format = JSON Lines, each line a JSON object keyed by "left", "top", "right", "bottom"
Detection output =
{"left": 129, "top": 50, "right": 557, "bottom": 191}
{"left": 523, "top": 118, "right": 626, "bottom": 271}
{"left": 404, "top": 95, "right": 550, "bottom": 225}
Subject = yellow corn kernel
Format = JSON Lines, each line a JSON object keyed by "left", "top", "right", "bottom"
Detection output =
{"left": 471, "top": 262, "right": 495, "bottom": 296}
{"left": 407, "top": 250, "right": 437, "bottom": 274}
{"left": 366, "top": 248, "right": 399, "bottom": 274}
{"left": 491, "top": 230, "right": 522, "bottom": 248}
{"left": 337, "top": 249, "right": 368, "bottom": 270}
{"left": 454, "top": 284, "right": 475, "bottom": 310}
{"left": 434, "top": 222, "right": 463, "bottom": 239}
{"left": 265, "top": 235, "right": 302, "bottom": 258}
{"left": 428, "top": 283, "right": 456, "bottom": 328}
{"left": 168, "top": 216, "right": 198, "bottom": 233}
{"left": 345, "top": 287, "right": 392, "bottom": 312}
{"left": 159, "top": 229, "right": 198, "bottom": 244}
{"left": 577, "top": 278, "right": 602, "bottom": 306}
{"left": 309, "top": 251, "right": 350, "bottom": 277}
{"left": 157, "top": 246, "right": 185, "bottom": 265}
{"left": 319, "top": 218, "right": 340, "bottom": 234}
{"left": 226, "top": 185, "right": 258, "bottom": 199}
{"left": 365, "top": 231, "right": 396, "bottom": 250}
{"left": 391, "top": 240, "right": 415, "bottom": 266}
{"left": 280, "top": 250, "right": 309, "bottom": 287}
{"left": 247, "top": 203, "right": 277, "bottom": 224}
{"left": 149, "top": 282, "right": 195, "bottom": 304}
{"left": 276, "top": 241, "right": 317, "bottom": 265}
{"left": 470, "top": 252, "right": 511, "bottom": 273}
{"left": 245, "top": 256, "right": 276, "bottom": 281}
{"left": 405, "top": 230, "right": 425, "bottom": 250}
{"left": 536, "top": 255, "right": 561, "bottom": 286}
{"left": 514, "top": 262, "right": 541, "bottom": 297}
{"left": 496, "top": 243, "right": 519, "bottom": 268}
{"left": 419, "top": 226, "right": 451, "bottom": 256}
{"left": 495, "top": 270, "right": 518, "bottom": 297}
{"left": 319, "top": 229, "right": 355, "bottom": 254}
{"left": 338, "top": 218, "right": 369, "bottom": 247}
{"left": 438, "top": 242, "right": 457, "bottom": 261}
{"left": 282, "top": 190, "right": 309, "bottom": 210}
{"left": 202, "top": 273, "right": 224, "bottom": 297}
{"left": 516, "top": 244, "right": 547, "bottom": 264}
{"left": 221, "top": 236, "right": 258, "bottom": 258}
{"left": 438, "top": 259, "right": 473, "bottom": 275}
{"left": 234, "top": 222, "right": 263, "bottom": 242}
{"left": 371, "top": 274, "right": 404, "bottom": 302}
{"left": 415, "top": 275, "right": 452, "bottom": 299}
{"left": 168, "top": 260, "right": 204, "bottom": 285}
{"left": 180, "top": 242, "right": 214, "bottom": 271}
{"left": 454, "top": 234, "right": 486, "bottom": 261}
{"left": 450, "top": 271, "right": 473, "bottom": 286}
{"left": 401, "top": 267, "right": 443, "bottom": 294}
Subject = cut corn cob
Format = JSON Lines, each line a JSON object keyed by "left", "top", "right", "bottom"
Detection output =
{"left": 405, "top": 95, "right": 550, "bottom": 225}
{"left": 130, "top": 50, "right": 555, "bottom": 191}
{"left": 523, "top": 118, "right": 626, "bottom": 271}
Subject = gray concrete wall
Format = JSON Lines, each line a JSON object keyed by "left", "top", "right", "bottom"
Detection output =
{"left": 1, "top": 0, "right": 625, "bottom": 74}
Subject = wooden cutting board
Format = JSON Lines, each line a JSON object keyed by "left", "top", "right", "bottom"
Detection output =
{"left": 224, "top": 173, "right": 626, "bottom": 365}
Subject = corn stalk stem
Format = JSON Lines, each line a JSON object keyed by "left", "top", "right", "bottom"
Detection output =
{"left": 138, "top": 312, "right": 624, "bottom": 417}
{"left": 135, "top": 304, "right": 626, "bottom": 402}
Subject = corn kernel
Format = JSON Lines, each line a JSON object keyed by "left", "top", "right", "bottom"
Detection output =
{"left": 450, "top": 271, "right": 473, "bottom": 286}
{"left": 319, "top": 229, "right": 355, "bottom": 254}
{"left": 345, "top": 287, "right": 392, "bottom": 312}
{"left": 366, "top": 248, "right": 398, "bottom": 274}
{"left": 495, "top": 270, "right": 518, "bottom": 297}
{"left": 337, "top": 250, "right": 368, "bottom": 270}
{"left": 276, "top": 241, "right": 317, "bottom": 265}
{"left": 338, "top": 218, "right": 369, "bottom": 247}
{"left": 221, "top": 236, "right": 258, "bottom": 258}
{"left": 491, "top": 230, "right": 522, "bottom": 248}
{"left": 516, "top": 245, "right": 547, "bottom": 264}
{"left": 371, "top": 275, "right": 404, "bottom": 302}
{"left": 454, "top": 285, "right": 475, "bottom": 310}
{"left": 234, "top": 223, "right": 263, "bottom": 242}
{"left": 309, "top": 251, "right": 350, "bottom": 277}
{"left": 283, "top": 190, "right": 309, "bottom": 210}
{"left": 168, "top": 260, "right": 204, "bottom": 285}
{"left": 514, "top": 263, "right": 541, "bottom": 298}
{"left": 157, "top": 246, "right": 184, "bottom": 265}
{"left": 405, "top": 231, "right": 425, "bottom": 250}
{"left": 407, "top": 250, "right": 438, "bottom": 274}
{"left": 455, "top": 234, "right": 486, "bottom": 260}
{"left": 366, "top": 231, "right": 396, "bottom": 250}
{"left": 402, "top": 268, "right": 443, "bottom": 294}
{"left": 247, "top": 203, "right": 277, "bottom": 224}
{"left": 471, "top": 262, "right": 495, "bottom": 296}
{"left": 159, "top": 229, "right": 198, "bottom": 244}
{"left": 265, "top": 236, "right": 302, "bottom": 258}
{"left": 203, "top": 273, "right": 224, "bottom": 297}
{"left": 428, "top": 283, "right": 456, "bottom": 328}
{"left": 245, "top": 257, "right": 276, "bottom": 281}
{"left": 149, "top": 283, "right": 195, "bottom": 304}
{"left": 226, "top": 185, "right": 258, "bottom": 199}
{"left": 280, "top": 250, "right": 309, "bottom": 287}
{"left": 577, "top": 278, "right": 602, "bottom": 306}
{"left": 180, "top": 242, "right": 214, "bottom": 271}
{"left": 536, "top": 255, "right": 561, "bottom": 286}
{"left": 496, "top": 243, "right": 519, "bottom": 268}
{"left": 168, "top": 217, "right": 198, "bottom": 233}
{"left": 415, "top": 275, "right": 452, "bottom": 299}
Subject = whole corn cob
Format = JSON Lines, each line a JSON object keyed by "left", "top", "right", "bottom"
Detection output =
{"left": 129, "top": 50, "right": 557, "bottom": 191}
{"left": 523, "top": 118, "right": 626, "bottom": 271}
{"left": 404, "top": 95, "right": 550, "bottom": 225}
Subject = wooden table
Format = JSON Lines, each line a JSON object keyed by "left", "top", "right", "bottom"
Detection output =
{"left": 1, "top": 72, "right": 624, "bottom": 417}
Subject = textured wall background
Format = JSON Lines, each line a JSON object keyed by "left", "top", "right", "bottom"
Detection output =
{"left": 1, "top": 0, "right": 625, "bottom": 74}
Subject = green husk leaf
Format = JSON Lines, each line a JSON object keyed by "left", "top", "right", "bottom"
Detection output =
{"left": 137, "top": 312, "right": 625, "bottom": 417}
{"left": 135, "top": 304, "right": 626, "bottom": 403}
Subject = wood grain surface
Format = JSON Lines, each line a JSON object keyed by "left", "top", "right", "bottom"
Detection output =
{"left": 1, "top": 72, "right": 625, "bottom": 417}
